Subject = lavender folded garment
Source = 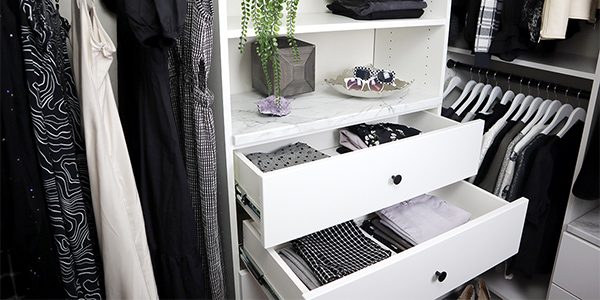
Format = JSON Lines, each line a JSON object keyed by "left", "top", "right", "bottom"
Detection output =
{"left": 377, "top": 194, "right": 471, "bottom": 245}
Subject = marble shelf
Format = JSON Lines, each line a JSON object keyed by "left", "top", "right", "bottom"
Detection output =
{"left": 567, "top": 207, "right": 600, "bottom": 247}
{"left": 230, "top": 85, "right": 440, "bottom": 148}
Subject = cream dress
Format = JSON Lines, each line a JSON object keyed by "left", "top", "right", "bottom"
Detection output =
{"left": 71, "top": 0, "right": 158, "bottom": 298}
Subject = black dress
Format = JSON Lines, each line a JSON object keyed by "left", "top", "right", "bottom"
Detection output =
{"left": 0, "top": 0, "right": 65, "bottom": 297}
{"left": 113, "top": 0, "right": 207, "bottom": 297}
{"left": 18, "top": 0, "right": 104, "bottom": 297}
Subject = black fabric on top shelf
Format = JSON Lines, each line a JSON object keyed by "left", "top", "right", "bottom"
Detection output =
{"left": 327, "top": 2, "right": 424, "bottom": 20}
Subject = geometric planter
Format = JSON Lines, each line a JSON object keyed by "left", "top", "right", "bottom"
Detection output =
{"left": 252, "top": 38, "right": 316, "bottom": 97}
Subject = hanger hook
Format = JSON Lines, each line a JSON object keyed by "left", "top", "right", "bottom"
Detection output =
{"left": 470, "top": 67, "right": 473, "bottom": 80}
{"left": 519, "top": 77, "right": 523, "bottom": 93}
{"left": 537, "top": 81, "right": 541, "bottom": 96}
{"left": 485, "top": 70, "right": 489, "bottom": 84}
{"left": 453, "top": 60, "right": 458, "bottom": 68}
{"left": 554, "top": 85, "right": 558, "bottom": 98}
{"left": 565, "top": 88, "right": 569, "bottom": 98}
{"left": 494, "top": 72, "right": 498, "bottom": 86}
{"left": 546, "top": 83, "right": 550, "bottom": 98}
{"left": 507, "top": 74, "right": 512, "bottom": 90}
{"left": 527, "top": 79, "right": 532, "bottom": 94}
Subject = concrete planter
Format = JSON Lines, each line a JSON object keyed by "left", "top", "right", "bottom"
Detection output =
{"left": 251, "top": 38, "right": 316, "bottom": 97}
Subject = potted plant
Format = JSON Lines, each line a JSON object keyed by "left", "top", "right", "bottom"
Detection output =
{"left": 239, "top": 0, "right": 315, "bottom": 116}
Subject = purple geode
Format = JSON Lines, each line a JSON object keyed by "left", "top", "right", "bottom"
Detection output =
{"left": 257, "top": 95, "right": 291, "bottom": 117}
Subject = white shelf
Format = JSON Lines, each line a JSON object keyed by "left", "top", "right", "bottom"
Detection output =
{"left": 481, "top": 267, "right": 550, "bottom": 300}
{"left": 227, "top": 13, "right": 446, "bottom": 39}
{"left": 230, "top": 84, "right": 439, "bottom": 148}
{"left": 448, "top": 46, "right": 597, "bottom": 80}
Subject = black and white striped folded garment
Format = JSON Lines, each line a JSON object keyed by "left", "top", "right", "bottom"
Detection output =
{"left": 292, "top": 221, "right": 391, "bottom": 285}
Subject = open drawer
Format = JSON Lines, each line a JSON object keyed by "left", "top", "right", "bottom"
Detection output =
{"left": 241, "top": 181, "right": 528, "bottom": 300}
{"left": 234, "top": 111, "right": 484, "bottom": 247}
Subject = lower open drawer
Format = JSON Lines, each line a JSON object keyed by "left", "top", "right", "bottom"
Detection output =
{"left": 240, "top": 181, "right": 528, "bottom": 300}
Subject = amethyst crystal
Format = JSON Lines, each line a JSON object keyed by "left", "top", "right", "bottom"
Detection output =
{"left": 257, "top": 95, "right": 291, "bottom": 117}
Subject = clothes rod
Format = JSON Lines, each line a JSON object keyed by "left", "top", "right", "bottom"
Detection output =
{"left": 446, "top": 59, "right": 591, "bottom": 99}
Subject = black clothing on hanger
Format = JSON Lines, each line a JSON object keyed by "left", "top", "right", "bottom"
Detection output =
{"left": 474, "top": 120, "right": 519, "bottom": 185}
{"left": 0, "top": 1, "right": 65, "bottom": 297}
{"left": 572, "top": 119, "right": 599, "bottom": 200}
{"left": 513, "top": 121, "right": 584, "bottom": 276}
{"left": 114, "top": 0, "right": 207, "bottom": 297}
{"left": 476, "top": 102, "right": 510, "bottom": 132}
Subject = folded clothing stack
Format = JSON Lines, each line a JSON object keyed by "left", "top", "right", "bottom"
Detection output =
{"left": 246, "top": 142, "right": 329, "bottom": 172}
{"left": 376, "top": 194, "right": 471, "bottom": 245}
{"left": 327, "top": 0, "right": 427, "bottom": 20}
{"left": 292, "top": 220, "right": 391, "bottom": 285}
{"left": 338, "top": 122, "right": 421, "bottom": 153}
{"left": 278, "top": 248, "right": 322, "bottom": 290}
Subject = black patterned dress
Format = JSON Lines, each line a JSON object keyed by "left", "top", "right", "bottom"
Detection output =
{"left": 168, "top": 0, "right": 225, "bottom": 298}
{"left": 18, "top": 0, "right": 104, "bottom": 298}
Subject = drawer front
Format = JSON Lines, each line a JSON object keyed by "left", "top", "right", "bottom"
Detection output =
{"left": 548, "top": 284, "right": 579, "bottom": 300}
{"left": 235, "top": 112, "right": 484, "bottom": 247}
{"left": 241, "top": 181, "right": 528, "bottom": 300}
{"left": 553, "top": 232, "right": 600, "bottom": 300}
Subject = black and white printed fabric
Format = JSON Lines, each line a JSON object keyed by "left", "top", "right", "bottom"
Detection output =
{"left": 246, "top": 142, "right": 329, "bottom": 172}
{"left": 168, "top": 0, "right": 225, "bottom": 297}
{"left": 292, "top": 221, "right": 391, "bottom": 285}
{"left": 347, "top": 123, "right": 421, "bottom": 147}
{"left": 18, "top": 0, "right": 104, "bottom": 297}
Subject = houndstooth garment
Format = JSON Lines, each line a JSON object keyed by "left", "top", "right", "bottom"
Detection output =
{"left": 168, "top": 0, "right": 225, "bottom": 298}
{"left": 292, "top": 221, "right": 391, "bottom": 285}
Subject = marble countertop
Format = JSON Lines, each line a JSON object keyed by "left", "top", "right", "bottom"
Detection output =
{"left": 567, "top": 207, "right": 600, "bottom": 247}
{"left": 230, "top": 85, "right": 439, "bottom": 148}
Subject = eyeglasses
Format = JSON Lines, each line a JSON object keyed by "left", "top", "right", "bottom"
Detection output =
{"left": 344, "top": 66, "right": 396, "bottom": 92}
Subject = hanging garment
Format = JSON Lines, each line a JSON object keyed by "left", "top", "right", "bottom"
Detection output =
{"left": 512, "top": 121, "right": 584, "bottom": 275}
{"left": 487, "top": 0, "right": 527, "bottom": 61}
{"left": 540, "top": 0, "right": 599, "bottom": 40}
{"left": 1, "top": 0, "right": 65, "bottom": 297}
{"left": 473, "top": 0, "right": 503, "bottom": 66}
{"left": 18, "top": 0, "right": 105, "bottom": 298}
{"left": 494, "top": 132, "right": 525, "bottom": 197}
{"left": 521, "top": 0, "right": 545, "bottom": 43}
{"left": 572, "top": 119, "right": 599, "bottom": 200}
{"left": 473, "top": 120, "right": 519, "bottom": 185}
{"left": 477, "top": 121, "right": 526, "bottom": 192}
{"left": 70, "top": 1, "right": 158, "bottom": 298}
{"left": 167, "top": 0, "right": 225, "bottom": 297}
{"left": 292, "top": 221, "right": 391, "bottom": 285}
{"left": 476, "top": 102, "right": 509, "bottom": 132}
{"left": 247, "top": 142, "right": 330, "bottom": 172}
{"left": 113, "top": 0, "right": 207, "bottom": 297}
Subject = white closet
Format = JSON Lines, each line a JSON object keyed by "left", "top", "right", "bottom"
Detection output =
{"left": 210, "top": 0, "right": 532, "bottom": 298}
{"left": 447, "top": 22, "right": 600, "bottom": 300}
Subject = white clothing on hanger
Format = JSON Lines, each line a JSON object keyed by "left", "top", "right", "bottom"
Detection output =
{"left": 71, "top": 1, "right": 159, "bottom": 298}
{"left": 540, "top": 0, "right": 599, "bottom": 40}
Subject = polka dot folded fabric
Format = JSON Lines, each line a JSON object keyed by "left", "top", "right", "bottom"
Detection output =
{"left": 246, "top": 142, "right": 330, "bottom": 172}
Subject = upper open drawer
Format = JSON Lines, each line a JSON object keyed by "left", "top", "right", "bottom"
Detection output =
{"left": 234, "top": 111, "right": 484, "bottom": 247}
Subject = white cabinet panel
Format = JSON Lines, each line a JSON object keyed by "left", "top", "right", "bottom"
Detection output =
{"left": 553, "top": 232, "right": 600, "bottom": 300}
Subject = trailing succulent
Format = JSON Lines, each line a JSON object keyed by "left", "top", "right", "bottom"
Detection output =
{"left": 239, "top": 0, "right": 300, "bottom": 101}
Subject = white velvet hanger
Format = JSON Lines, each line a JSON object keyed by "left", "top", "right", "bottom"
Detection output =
{"left": 510, "top": 95, "right": 533, "bottom": 121}
{"left": 520, "top": 97, "right": 543, "bottom": 123}
{"left": 468, "top": 84, "right": 493, "bottom": 115}
{"left": 480, "top": 86, "right": 503, "bottom": 113}
{"left": 443, "top": 76, "right": 463, "bottom": 99}
{"left": 513, "top": 100, "right": 562, "bottom": 154}
{"left": 541, "top": 104, "right": 573, "bottom": 135}
{"left": 450, "top": 80, "right": 477, "bottom": 110}
{"left": 557, "top": 108, "right": 586, "bottom": 138}
{"left": 495, "top": 93, "right": 524, "bottom": 125}
{"left": 522, "top": 99, "right": 551, "bottom": 134}
{"left": 456, "top": 83, "right": 485, "bottom": 116}
{"left": 499, "top": 90, "right": 515, "bottom": 105}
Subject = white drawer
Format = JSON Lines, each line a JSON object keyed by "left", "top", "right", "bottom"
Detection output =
{"left": 241, "top": 181, "right": 528, "bottom": 300}
{"left": 553, "top": 232, "right": 600, "bottom": 300}
{"left": 234, "top": 111, "right": 484, "bottom": 247}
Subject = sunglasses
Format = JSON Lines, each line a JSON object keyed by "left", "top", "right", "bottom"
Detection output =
{"left": 344, "top": 66, "right": 396, "bottom": 92}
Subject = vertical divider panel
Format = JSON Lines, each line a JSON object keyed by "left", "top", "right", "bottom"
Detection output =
{"left": 373, "top": 26, "right": 446, "bottom": 100}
